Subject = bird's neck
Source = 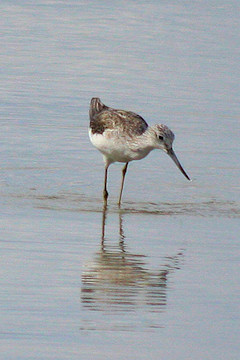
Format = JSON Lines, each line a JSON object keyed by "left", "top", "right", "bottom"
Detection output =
{"left": 129, "top": 128, "right": 155, "bottom": 153}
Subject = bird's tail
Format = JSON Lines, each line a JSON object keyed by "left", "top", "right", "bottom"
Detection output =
{"left": 89, "top": 98, "right": 107, "bottom": 119}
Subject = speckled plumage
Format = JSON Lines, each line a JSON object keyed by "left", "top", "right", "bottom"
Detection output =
{"left": 89, "top": 98, "right": 148, "bottom": 136}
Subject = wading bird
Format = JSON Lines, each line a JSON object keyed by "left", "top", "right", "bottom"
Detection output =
{"left": 89, "top": 98, "right": 190, "bottom": 205}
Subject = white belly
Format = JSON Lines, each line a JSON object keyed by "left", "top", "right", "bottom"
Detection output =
{"left": 89, "top": 129, "right": 152, "bottom": 164}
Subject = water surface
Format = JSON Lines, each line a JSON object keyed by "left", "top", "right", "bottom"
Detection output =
{"left": 1, "top": 1, "right": 239, "bottom": 359}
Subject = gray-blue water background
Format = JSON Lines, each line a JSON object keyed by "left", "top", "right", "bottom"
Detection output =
{"left": 1, "top": 1, "right": 239, "bottom": 359}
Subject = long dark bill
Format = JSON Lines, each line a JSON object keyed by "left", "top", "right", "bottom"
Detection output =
{"left": 167, "top": 148, "right": 191, "bottom": 181}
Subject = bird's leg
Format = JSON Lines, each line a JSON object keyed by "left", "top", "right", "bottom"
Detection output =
{"left": 103, "top": 165, "right": 109, "bottom": 203}
{"left": 118, "top": 162, "right": 129, "bottom": 206}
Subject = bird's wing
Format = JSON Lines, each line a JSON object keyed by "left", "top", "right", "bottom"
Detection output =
{"left": 113, "top": 110, "right": 149, "bottom": 136}
{"left": 89, "top": 98, "right": 148, "bottom": 136}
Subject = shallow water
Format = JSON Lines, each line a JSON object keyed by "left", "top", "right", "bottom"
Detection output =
{"left": 1, "top": 1, "right": 240, "bottom": 359}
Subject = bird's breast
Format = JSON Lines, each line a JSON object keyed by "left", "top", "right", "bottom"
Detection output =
{"left": 89, "top": 129, "right": 152, "bottom": 163}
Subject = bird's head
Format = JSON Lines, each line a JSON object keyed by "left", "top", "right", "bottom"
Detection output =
{"left": 152, "top": 124, "right": 175, "bottom": 151}
{"left": 151, "top": 124, "right": 191, "bottom": 181}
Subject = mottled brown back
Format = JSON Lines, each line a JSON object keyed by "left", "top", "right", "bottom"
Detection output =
{"left": 89, "top": 98, "right": 148, "bottom": 136}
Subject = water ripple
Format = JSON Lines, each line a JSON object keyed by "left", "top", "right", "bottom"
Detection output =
{"left": 2, "top": 191, "right": 239, "bottom": 218}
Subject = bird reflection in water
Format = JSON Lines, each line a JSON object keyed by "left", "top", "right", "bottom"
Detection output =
{"left": 81, "top": 206, "right": 184, "bottom": 317}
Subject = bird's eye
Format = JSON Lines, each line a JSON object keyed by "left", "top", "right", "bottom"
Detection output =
{"left": 158, "top": 135, "right": 164, "bottom": 141}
